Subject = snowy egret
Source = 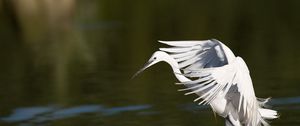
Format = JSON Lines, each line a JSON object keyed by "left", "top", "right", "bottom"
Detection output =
{"left": 133, "top": 39, "right": 278, "bottom": 126}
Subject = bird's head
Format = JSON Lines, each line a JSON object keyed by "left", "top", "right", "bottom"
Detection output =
{"left": 132, "top": 51, "right": 169, "bottom": 79}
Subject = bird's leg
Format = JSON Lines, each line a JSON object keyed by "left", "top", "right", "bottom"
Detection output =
{"left": 224, "top": 101, "right": 241, "bottom": 126}
{"left": 225, "top": 116, "right": 234, "bottom": 126}
{"left": 226, "top": 112, "right": 241, "bottom": 126}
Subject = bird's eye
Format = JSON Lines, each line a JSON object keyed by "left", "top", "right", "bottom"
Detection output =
{"left": 154, "top": 57, "right": 157, "bottom": 60}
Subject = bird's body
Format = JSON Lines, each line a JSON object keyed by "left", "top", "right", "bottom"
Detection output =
{"left": 133, "top": 39, "right": 278, "bottom": 126}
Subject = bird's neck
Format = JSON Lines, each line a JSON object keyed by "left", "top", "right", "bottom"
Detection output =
{"left": 163, "top": 55, "right": 191, "bottom": 82}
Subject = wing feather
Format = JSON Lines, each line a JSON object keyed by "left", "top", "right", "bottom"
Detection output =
{"left": 170, "top": 50, "right": 199, "bottom": 58}
{"left": 175, "top": 52, "right": 198, "bottom": 62}
{"left": 158, "top": 39, "right": 273, "bottom": 125}
{"left": 178, "top": 80, "right": 214, "bottom": 91}
{"left": 159, "top": 47, "right": 194, "bottom": 53}
{"left": 182, "top": 57, "right": 262, "bottom": 126}
{"left": 159, "top": 39, "right": 229, "bottom": 70}
{"left": 158, "top": 40, "right": 209, "bottom": 47}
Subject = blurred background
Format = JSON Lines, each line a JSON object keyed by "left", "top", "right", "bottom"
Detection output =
{"left": 0, "top": 0, "right": 299, "bottom": 125}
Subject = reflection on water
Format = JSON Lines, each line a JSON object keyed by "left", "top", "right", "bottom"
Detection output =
{"left": 1, "top": 96, "right": 300, "bottom": 125}
{"left": 0, "top": 0, "right": 300, "bottom": 126}
{"left": 1, "top": 104, "right": 150, "bottom": 124}
{"left": 271, "top": 97, "right": 300, "bottom": 106}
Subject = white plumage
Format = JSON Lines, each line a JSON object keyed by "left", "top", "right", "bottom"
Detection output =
{"left": 133, "top": 39, "right": 278, "bottom": 126}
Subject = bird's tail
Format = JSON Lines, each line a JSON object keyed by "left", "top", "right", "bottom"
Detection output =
{"left": 259, "top": 108, "right": 278, "bottom": 119}
{"left": 257, "top": 98, "right": 279, "bottom": 126}
{"left": 257, "top": 98, "right": 278, "bottom": 119}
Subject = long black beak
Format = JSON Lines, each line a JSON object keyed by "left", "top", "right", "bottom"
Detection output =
{"left": 131, "top": 60, "right": 153, "bottom": 79}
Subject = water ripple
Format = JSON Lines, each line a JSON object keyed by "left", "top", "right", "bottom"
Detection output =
{"left": 1, "top": 96, "right": 300, "bottom": 124}
{"left": 1, "top": 104, "right": 151, "bottom": 123}
{"left": 269, "top": 96, "right": 300, "bottom": 106}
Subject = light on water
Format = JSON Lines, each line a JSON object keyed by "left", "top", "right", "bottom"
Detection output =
{"left": 1, "top": 97, "right": 300, "bottom": 125}
{"left": 0, "top": 0, "right": 300, "bottom": 126}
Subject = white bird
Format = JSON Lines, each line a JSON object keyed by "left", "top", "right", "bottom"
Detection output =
{"left": 133, "top": 39, "right": 278, "bottom": 126}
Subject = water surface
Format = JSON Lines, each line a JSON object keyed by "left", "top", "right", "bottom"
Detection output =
{"left": 0, "top": 0, "right": 300, "bottom": 125}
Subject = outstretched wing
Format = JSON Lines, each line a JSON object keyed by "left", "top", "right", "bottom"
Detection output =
{"left": 182, "top": 57, "right": 261, "bottom": 126}
{"left": 159, "top": 39, "right": 273, "bottom": 125}
{"left": 159, "top": 39, "right": 230, "bottom": 72}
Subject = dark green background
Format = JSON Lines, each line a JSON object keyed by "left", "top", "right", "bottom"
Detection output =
{"left": 0, "top": 0, "right": 299, "bottom": 125}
